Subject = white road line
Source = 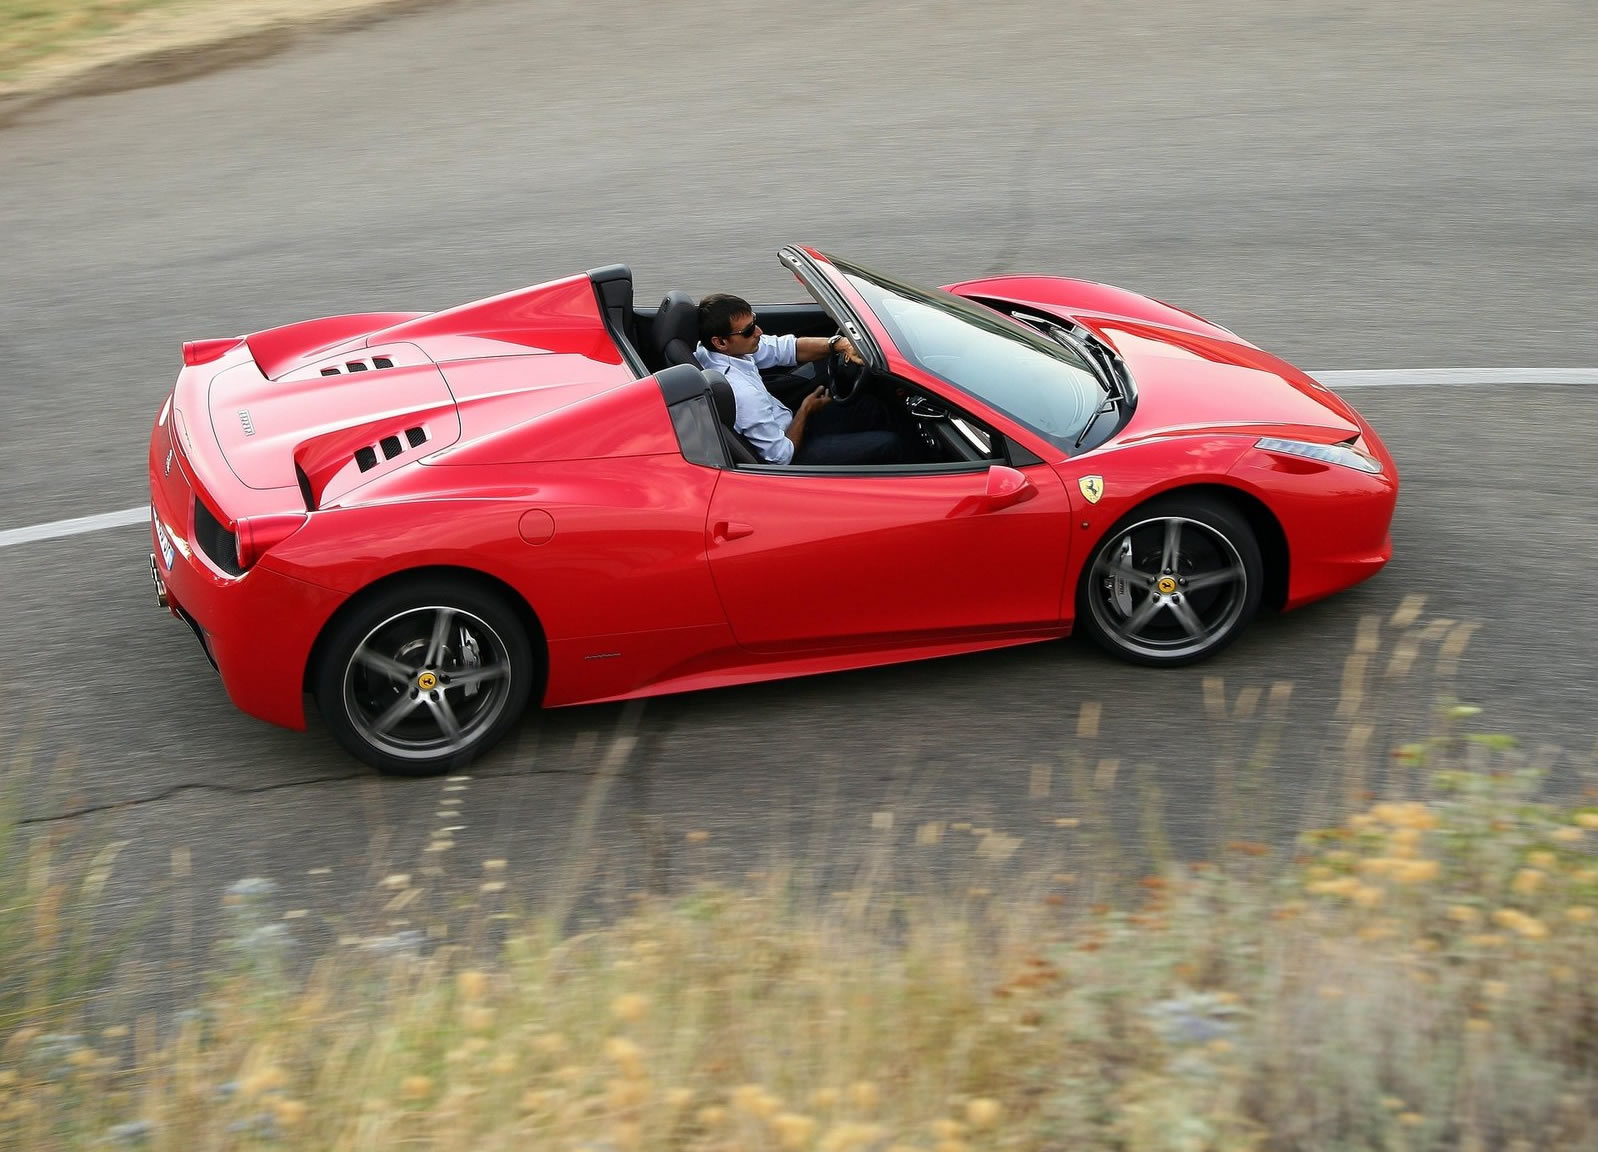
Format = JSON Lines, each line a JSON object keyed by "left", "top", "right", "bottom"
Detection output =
{"left": 1, "top": 368, "right": 1593, "bottom": 552}
{"left": 0, "top": 506, "right": 148, "bottom": 550}
{"left": 1314, "top": 367, "right": 1598, "bottom": 389}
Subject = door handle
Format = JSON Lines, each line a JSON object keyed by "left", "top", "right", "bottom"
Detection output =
{"left": 713, "top": 520, "right": 755, "bottom": 542}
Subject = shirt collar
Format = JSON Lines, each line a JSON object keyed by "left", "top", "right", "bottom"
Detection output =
{"left": 698, "top": 343, "right": 754, "bottom": 366}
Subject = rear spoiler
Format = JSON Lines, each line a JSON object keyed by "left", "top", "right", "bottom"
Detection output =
{"left": 246, "top": 312, "right": 425, "bottom": 380}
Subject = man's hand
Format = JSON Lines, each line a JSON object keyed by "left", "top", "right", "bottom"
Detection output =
{"left": 795, "top": 334, "right": 864, "bottom": 365}
{"left": 799, "top": 385, "right": 832, "bottom": 416}
{"left": 785, "top": 385, "right": 831, "bottom": 454}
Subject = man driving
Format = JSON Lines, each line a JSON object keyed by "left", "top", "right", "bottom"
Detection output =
{"left": 694, "top": 293, "right": 912, "bottom": 466}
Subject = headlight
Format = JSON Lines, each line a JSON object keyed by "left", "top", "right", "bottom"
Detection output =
{"left": 1255, "top": 436, "right": 1382, "bottom": 474}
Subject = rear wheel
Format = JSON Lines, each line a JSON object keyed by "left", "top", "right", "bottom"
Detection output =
{"left": 314, "top": 578, "right": 534, "bottom": 776}
{"left": 1075, "top": 495, "right": 1263, "bottom": 667}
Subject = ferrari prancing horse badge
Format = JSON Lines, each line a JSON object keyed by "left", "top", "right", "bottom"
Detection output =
{"left": 1078, "top": 475, "right": 1104, "bottom": 504}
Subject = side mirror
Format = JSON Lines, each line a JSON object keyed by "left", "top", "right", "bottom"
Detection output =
{"left": 981, "top": 465, "right": 1036, "bottom": 512}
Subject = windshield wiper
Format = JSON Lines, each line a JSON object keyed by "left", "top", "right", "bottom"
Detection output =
{"left": 1073, "top": 392, "right": 1121, "bottom": 449}
{"left": 1042, "top": 324, "right": 1128, "bottom": 449}
{"left": 1009, "top": 310, "right": 1129, "bottom": 450}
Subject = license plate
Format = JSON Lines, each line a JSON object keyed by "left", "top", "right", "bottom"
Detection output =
{"left": 152, "top": 507, "right": 175, "bottom": 569}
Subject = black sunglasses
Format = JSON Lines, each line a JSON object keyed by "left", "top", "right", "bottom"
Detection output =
{"left": 727, "top": 317, "right": 758, "bottom": 340}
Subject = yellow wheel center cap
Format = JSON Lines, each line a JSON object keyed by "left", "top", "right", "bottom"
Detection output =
{"left": 1156, "top": 576, "right": 1178, "bottom": 595}
{"left": 417, "top": 671, "right": 439, "bottom": 691}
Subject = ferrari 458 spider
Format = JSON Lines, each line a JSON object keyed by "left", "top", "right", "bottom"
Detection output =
{"left": 147, "top": 246, "right": 1397, "bottom": 774}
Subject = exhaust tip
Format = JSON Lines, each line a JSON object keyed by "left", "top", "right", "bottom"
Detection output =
{"left": 150, "top": 553, "right": 168, "bottom": 608}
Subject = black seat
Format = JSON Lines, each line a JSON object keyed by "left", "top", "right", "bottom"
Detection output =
{"left": 704, "top": 370, "right": 762, "bottom": 466}
{"left": 652, "top": 290, "right": 702, "bottom": 369}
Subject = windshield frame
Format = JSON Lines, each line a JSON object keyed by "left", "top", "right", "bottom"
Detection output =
{"left": 811, "top": 251, "right": 1127, "bottom": 454}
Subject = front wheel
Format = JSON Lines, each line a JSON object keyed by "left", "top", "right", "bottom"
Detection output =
{"left": 314, "top": 578, "right": 535, "bottom": 775}
{"left": 1075, "top": 496, "right": 1263, "bottom": 667}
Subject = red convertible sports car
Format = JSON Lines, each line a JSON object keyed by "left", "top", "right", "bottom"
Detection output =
{"left": 147, "top": 246, "right": 1397, "bottom": 774}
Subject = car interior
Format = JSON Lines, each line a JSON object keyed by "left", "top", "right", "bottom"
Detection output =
{"left": 587, "top": 264, "right": 1036, "bottom": 472}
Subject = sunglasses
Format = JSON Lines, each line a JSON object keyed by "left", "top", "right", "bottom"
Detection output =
{"left": 727, "top": 317, "right": 759, "bottom": 340}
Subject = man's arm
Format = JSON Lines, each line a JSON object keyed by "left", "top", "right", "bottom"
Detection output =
{"left": 795, "top": 335, "right": 863, "bottom": 365}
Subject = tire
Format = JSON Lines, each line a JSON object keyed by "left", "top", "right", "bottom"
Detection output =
{"left": 314, "top": 577, "right": 535, "bottom": 776}
{"left": 1074, "top": 494, "right": 1263, "bottom": 667}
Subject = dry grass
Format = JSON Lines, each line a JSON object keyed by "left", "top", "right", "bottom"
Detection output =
{"left": 0, "top": 0, "right": 426, "bottom": 91}
{"left": 0, "top": 0, "right": 188, "bottom": 79}
{"left": 2, "top": 605, "right": 1596, "bottom": 1150}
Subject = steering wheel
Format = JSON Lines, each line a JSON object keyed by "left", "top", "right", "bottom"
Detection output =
{"left": 825, "top": 340, "right": 870, "bottom": 406}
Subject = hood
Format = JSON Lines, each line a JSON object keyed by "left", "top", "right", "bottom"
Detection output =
{"left": 1091, "top": 319, "right": 1360, "bottom": 444}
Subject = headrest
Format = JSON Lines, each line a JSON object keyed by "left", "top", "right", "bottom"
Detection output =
{"left": 653, "top": 291, "right": 701, "bottom": 368}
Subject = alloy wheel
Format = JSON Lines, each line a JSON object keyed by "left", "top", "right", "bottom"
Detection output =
{"left": 341, "top": 605, "right": 514, "bottom": 763}
{"left": 1085, "top": 514, "right": 1250, "bottom": 662}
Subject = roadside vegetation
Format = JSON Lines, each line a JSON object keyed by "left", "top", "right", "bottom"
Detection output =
{"left": 0, "top": 0, "right": 416, "bottom": 90}
{"left": 2, "top": 606, "right": 1596, "bottom": 1150}
{"left": 1, "top": 0, "right": 187, "bottom": 80}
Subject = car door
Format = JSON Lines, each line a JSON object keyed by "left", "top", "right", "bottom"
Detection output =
{"left": 703, "top": 461, "right": 1072, "bottom": 652}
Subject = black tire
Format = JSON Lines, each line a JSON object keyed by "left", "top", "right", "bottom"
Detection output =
{"left": 314, "top": 577, "right": 535, "bottom": 776}
{"left": 1074, "top": 494, "right": 1263, "bottom": 667}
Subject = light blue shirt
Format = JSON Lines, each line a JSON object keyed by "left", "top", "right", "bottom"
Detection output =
{"left": 694, "top": 333, "right": 799, "bottom": 464}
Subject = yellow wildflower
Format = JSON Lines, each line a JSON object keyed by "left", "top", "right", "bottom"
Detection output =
{"left": 774, "top": 1113, "right": 817, "bottom": 1151}
{"left": 1391, "top": 827, "right": 1423, "bottom": 857}
{"left": 607, "top": 1077, "right": 652, "bottom": 1111}
{"left": 401, "top": 1075, "right": 434, "bottom": 1101}
{"left": 456, "top": 970, "right": 487, "bottom": 1001}
{"left": 1396, "top": 859, "right": 1439, "bottom": 885}
{"left": 1308, "top": 876, "right": 1359, "bottom": 897}
{"left": 1563, "top": 906, "right": 1595, "bottom": 925}
{"left": 1552, "top": 827, "right": 1584, "bottom": 844}
{"left": 1353, "top": 884, "right": 1385, "bottom": 908}
{"left": 1575, "top": 812, "right": 1598, "bottom": 829}
{"left": 966, "top": 1097, "right": 1003, "bottom": 1128}
{"left": 612, "top": 993, "right": 651, "bottom": 1023}
{"left": 850, "top": 1081, "right": 879, "bottom": 1113}
{"left": 1528, "top": 851, "right": 1557, "bottom": 870}
{"left": 820, "top": 1122, "right": 884, "bottom": 1152}
{"left": 604, "top": 1037, "right": 646, "bottom": 1078}
{"left": 1448, "top": 905, "right": 1480, "bottom": 924}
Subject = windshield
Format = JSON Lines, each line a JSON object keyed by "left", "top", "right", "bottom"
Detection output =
{"left": 827, "top": 255, "right": 1108, "bottom": 451}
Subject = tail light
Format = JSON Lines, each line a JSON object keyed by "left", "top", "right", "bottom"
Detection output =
{"left": 235, "top": 513, "right": 307, "bottom": 570}
{"left": 184, "top": 338, "right": 243, "bottom": 366}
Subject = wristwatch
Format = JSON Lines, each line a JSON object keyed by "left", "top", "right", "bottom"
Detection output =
{"left": 828, "top": 334, "right": 845, "bottom": 353}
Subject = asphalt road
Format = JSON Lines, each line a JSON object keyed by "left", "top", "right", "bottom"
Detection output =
{"left": 2, "top": 0, "right": 1596, "bottom": 981}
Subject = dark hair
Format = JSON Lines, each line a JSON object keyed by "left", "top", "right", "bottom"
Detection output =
{"left": 698, "top": 293, "right": 753, "bottom": 348}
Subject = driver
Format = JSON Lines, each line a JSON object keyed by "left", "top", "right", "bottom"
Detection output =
{"left": 694, "top": 293, "right": 912, "bottom": 466}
